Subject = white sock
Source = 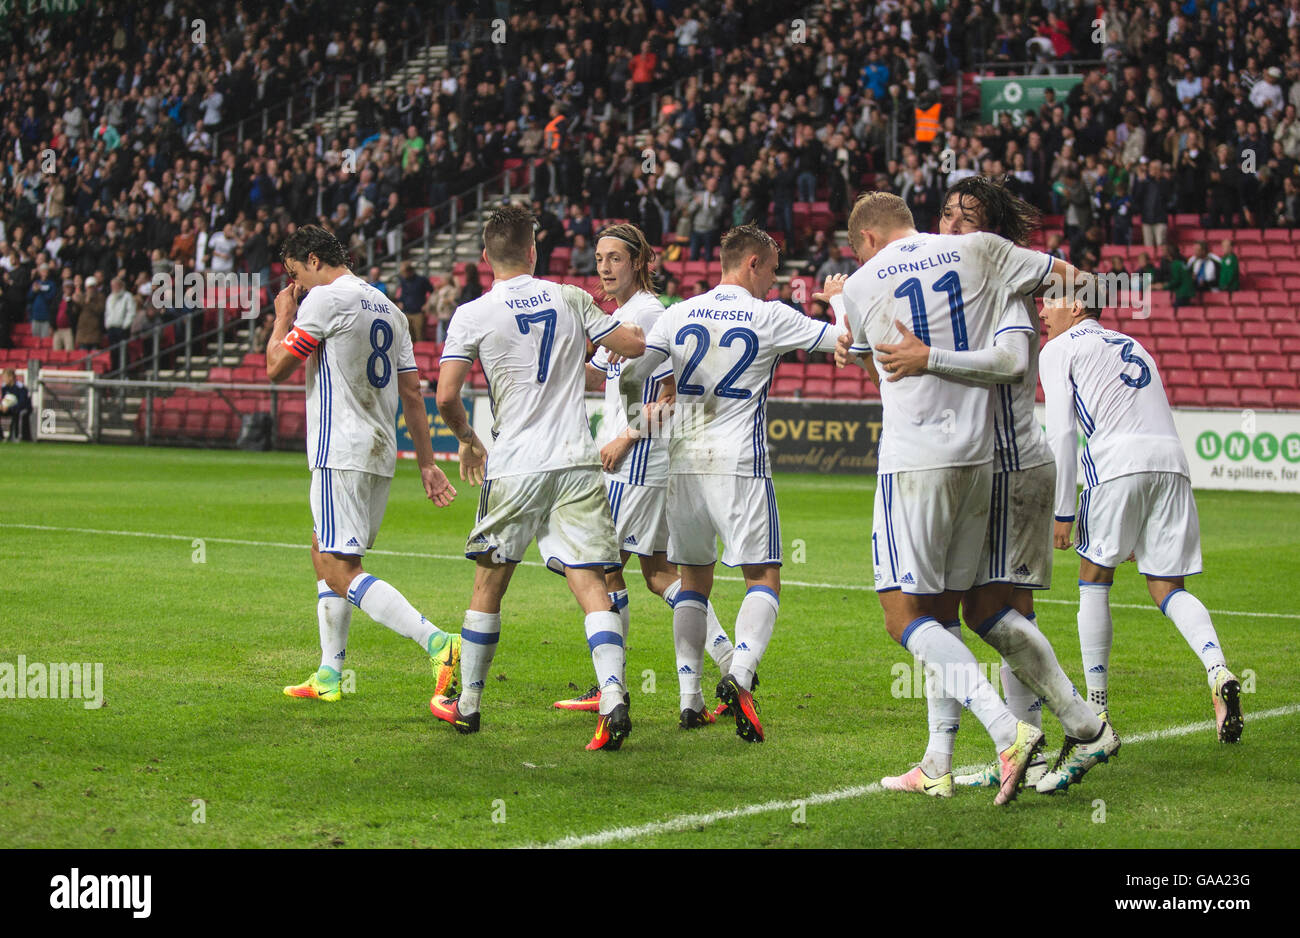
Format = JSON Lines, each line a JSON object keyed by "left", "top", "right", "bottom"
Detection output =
{"left": 731, "top": 586, "right": 779, "bottom": 691}
{"left": 671, "top": 588, "right": 707, "bottom": 711}
{"left": 585, "top": 610, "right": 625, "bottom": 715}
{"left": 317, "top": 579, "right": 351, "bottom": 673}
{"left": 1078, "top": 582, "right": 1114, "bottom": 711}
{"left": 902, "top": 617, "right": 1019, "bottom": 751}
{"left": 458, "top": 610, "right": 500, "bottom": 714}
{"left": 663, "top": 578, "right": 734, "bottom": 674}
{"left": 921, "top": 620, "right": 962, "bottom": 777}
{"left": 1161, "top": 588, "right": 1228, "bottom": 687}
{"left": 978, "top": 607, "right": 1100, "bottom": 740}
{"left": 346, "top": 573, "right": 443, "bottom": 651}
{"left": 608, "top": 589, "right": 630, "bottom": 638}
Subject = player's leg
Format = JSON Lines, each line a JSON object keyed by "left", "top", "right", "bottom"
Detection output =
{"left": 879, "top": 467, "right": 1043, "bottom": 804}
{"left": 666, "top": 474, "right": 721, "bottom": 726}
{"left": 606, "top": 557, "right": 631, "bottom": 636}
{"left": 1075, "top": 481, "right": 1126, "bottom": 717}
{"left": 1138, "top": 473, "right": 1242, "bottom": 742}
{"left": 539, "top": 469, "right": 630, "bottom": 749}
{"left": 431, "top": 557, "right": 513, "bottom": 734}
{"left": 284, "top": 530, "right": 353, "bottom": 702}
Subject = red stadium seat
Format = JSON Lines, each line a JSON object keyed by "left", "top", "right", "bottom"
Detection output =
{"left": 1274, "top": 321, "right": 1300, "bottom": 339}
{"left": 1263, "top": 370, "right": 1298, "bottom": 390}
{"left": 1179, "top": 319, "right": 1211, "bottom": 336}
{"left": 1186, "top": 339, "right": 1217, "bottom": 355}
{"left": 1238, "top": 388, "right": 1272, "bottom": 407}
{"left": 1263, "top": 229, "right": 1291, "bottom": 243}
{"left": 803, "top": 378, "right": 833, "bottom": 398}
{"left": 805, "top": 363, "right": 834, "bottom": 381}
{"left": 832, "top": 376, "right": 861, "bottom": 398}
{"left": 1255, "top": 353, "right": 1287, "bottom": 371}
{"left": 1273, "top": 389, "right": 1300, "bottom": 409}
{"left": 1223, "top": 353, "right": 1253, "bottom": 372}
{"left": 1205, "top": 387, "right": 1238, "bottom": 406}
{"left": 1169, "top": 385, "right": 1204, "bottom": 406}
{"left": 1164, "top": 369, "right": 1197, "bottom": 387}
{"left": 772, "top": 378, "right": 802, "bottom": 397}
{"left": 1197, "top": 369, "right": 1231, "bottom": 388}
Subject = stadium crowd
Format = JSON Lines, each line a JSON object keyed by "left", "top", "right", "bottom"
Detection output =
{"left": 2, "top": 0, "right": 1299, "bottom": 355}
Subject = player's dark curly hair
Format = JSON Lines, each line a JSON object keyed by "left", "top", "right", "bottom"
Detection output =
{"left": 941, "top": 175, "right": 1041, "bottom": 247}
{"left": 281, "top": 224, "right": 352, "bottom": 269}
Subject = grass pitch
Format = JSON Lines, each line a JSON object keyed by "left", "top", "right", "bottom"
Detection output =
{"left": 1, "top": 445, "right": 1298, "bottom": 848}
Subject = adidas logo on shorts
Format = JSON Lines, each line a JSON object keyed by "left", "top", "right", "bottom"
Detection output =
{"left": 346, "top": 537, "right": 361, "bottom": 547}
{"left": 1014, "top": 564, "right": 1031, "bottom": 577}
{"left": 623, "top": 535, "right": 638, "bottom": 545}
{"left": 900, "top": 572, "right": 916, "bottom": 585}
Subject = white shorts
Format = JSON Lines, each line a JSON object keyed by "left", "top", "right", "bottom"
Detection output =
{"left": 973, "top": 462, "right": 1055, "bottom": 590}
{"left": 311, "top": 467, "right": 392, "bottom": 556}
{"left": 1076, "top": 471, "right": 1202, "bottom": 577}
{"left": 873, "top": 464, "right": 992, "bottom": 594}
{"left": 606, "top": 477, "right": 669, "bottom": 557}
{"left": 467, "top": 468, "right": 621, "bottom": 574}
{"left": 666, "top": 474, "right": 782, "bottom": 568}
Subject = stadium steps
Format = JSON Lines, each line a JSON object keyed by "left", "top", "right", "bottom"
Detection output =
{"left": 310, "top": 46, "right": 450, "bottom": 138}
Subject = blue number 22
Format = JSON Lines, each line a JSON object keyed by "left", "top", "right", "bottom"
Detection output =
{"left": 515, "top": 308, "right": 557, "bottom": 382}
{"left": 675, "top": 326, "right": 759, "bottom": 398}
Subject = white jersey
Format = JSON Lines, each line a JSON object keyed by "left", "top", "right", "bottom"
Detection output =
{"left": 1039, "top": 319, "right": 1189, "bottom": 520}
{"left": 994, "top": 294, "right": 1053, "bottom": 473}
{"left": 282, "top": 272, "right": 417, "bottom": 478}
{"left": 643, "top": 284, "right": 839, "bottom": 477}
{"left": 441, "top": 274, "right": 622, "bottom": 481}
{"left": 592, "top": 290, "right": 670, "bottom": 487}
{"left": 841, "top": 231, "right": 1050, "bottom": 474}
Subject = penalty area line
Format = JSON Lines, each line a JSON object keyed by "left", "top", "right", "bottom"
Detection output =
{"left": 531, "top": 703, "right": 1300, "bottom": 849}
{"left": 3, "top": 522, "right": 1297, "bottom": 620}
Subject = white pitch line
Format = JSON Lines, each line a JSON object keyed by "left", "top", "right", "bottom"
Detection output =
{"left": 533, "top": 703, "right": 1300, "bottom": 849}
{"left": 4, "top": 521, "right": 1298, "bottom": 620}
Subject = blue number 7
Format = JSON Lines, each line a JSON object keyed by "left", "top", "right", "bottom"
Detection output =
{"left": 515, "top": 308, "right": 557, "bottom": 383}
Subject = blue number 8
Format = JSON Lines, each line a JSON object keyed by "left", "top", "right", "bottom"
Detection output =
{"left": 367, "top": 319, "right": 393, "bottom": 388}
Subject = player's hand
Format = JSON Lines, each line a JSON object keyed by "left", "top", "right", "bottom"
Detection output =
{"left": 812, "top": 273, "right": 848, "bottom": 303}
{"left": 600, "top": 434, "right": 635, "bottom": 473}
{"left": 1124, "top": 550, "right": 1136, "bottom": 563}
{"left": 834, "top": 329, "right": 855, "bottom": 369}
{"left": 274, "top": 284, "right": 303, "bottom": 319}
{"left": 604, "top": 351, "right": 628, "bottom": 366}
{"left": 421, "top": 463, "right": 457, "bottom": 507}
{"left": 1054, "top": 520, "right": 1073, "bottom": 550}
{"left": 458, "top": 436, "right": 487, "bottom": 486}
{"left": 875, "top": 319, "right": 931, "bottom": 381}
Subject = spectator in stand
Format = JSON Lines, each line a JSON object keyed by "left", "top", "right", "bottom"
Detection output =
{"left": 26, "top": 265, "right": 57, "bottom": 339}
{"left": 816, "top": 244, "right": 856, "bottom": 283}
{"left": 76, "top": 278, "right": 105, "bottom": 351}
{"left": 397, "top": 262, "right": 432, "bottom": 341}
{"left": 568, "top": 234, "right": 597, "bottom": 276}
{"left": 1044, "top": 231, "right": 1068, "bottom": 260}
{"left": 1187, "top": 241, "right": 1219, "bottom": 291}
{"left": 1251, "top": 67, "right": 1286, "bottom": 121}
{"left": 52, "top": 279, "right": 79, "bottom": 351}
{"left": 1109, "top": 180, "right": 1133, "bottom": 245}
{"left": 1217, "top": 239, "right": 1240, "bottom": 292}
{"left": 532, "top": 200, "right": 565, "bottom": 276}
{"left": 1166, "top": 244, "right": 1196, "bottom": 309}
{"left": 777, "top": 281, "right": 805, "bottom": 315}
{"left": 457, "top": 265, "right": 484, "bottom": 308}
{"left": 2, "top": 367, "right": 33, "bottom": 442}
{"left": 428, "top": 276, "right": 458, "bottom": 344}
{"left": 104, "top": 276, "right": 137, "bottom": 367}
{"left": 658, "top": 276, "right": 684, "bottom": 306}
{"left": 687, "top": 177, "right": 725, "bottom": 261}
{"left": 1132, "top": 160, "right": 1175, "bottom": 249}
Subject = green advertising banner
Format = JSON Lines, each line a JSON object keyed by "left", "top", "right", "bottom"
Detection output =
{"left": 980, "top": 75, "right": 1083, "bottom": 126}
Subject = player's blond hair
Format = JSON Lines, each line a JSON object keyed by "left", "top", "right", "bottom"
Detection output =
{"left": 595, "top": 223, "right": 656, "bottom": 300}
{"left": 847, "top": 192, "right": 916, "bottom": 255}
{"left": 719, "top": 224, "right": 778, "bottom": 273}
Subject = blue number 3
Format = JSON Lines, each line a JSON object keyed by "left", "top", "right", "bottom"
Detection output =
{"left": 515, "top": 308, "right": 557, "bottom": 382}
{"left": 1103, "top": 336, "right": 1151, "bottom": 389}
{"left": 367, "top": 319, "right": 393, "bottom": 388}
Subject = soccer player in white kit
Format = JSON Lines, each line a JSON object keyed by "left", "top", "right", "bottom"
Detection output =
{"left": 836, "top": 192, "right": 1102, "bottom": 804}
{"left": 639, "top": 225, "right": 843, "bottom": 743}
{"left": 431, "top": 205, "right": 648, "bottom": 751}
{"left": 267, "top": 226, "right": 463, "bottom": 707}
{"left": 551, "top": 223, "right": 739, "bottom": 726}
{"left": 1039, "top": 294, "right": 1244, "bottom": 743}
{"left": 852, "top": 180, "right": 1118, "bottom": 797}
